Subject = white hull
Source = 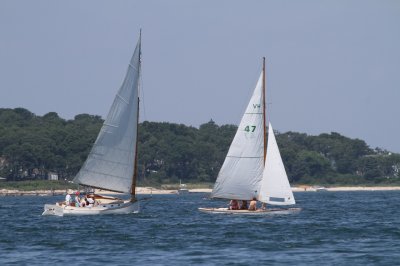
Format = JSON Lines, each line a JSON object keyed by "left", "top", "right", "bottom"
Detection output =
{"left": 198, "top": 207, "right": 301, "bottom": 215}
{"left": 178, "top": 189, "right": 189, "bottom": 194}
{"left": 42, "top": 200, "right": 139, "bottom": 216}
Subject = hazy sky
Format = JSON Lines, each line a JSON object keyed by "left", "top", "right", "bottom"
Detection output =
{"left": 1, "top": 1, "right": 399, "bottom": 152}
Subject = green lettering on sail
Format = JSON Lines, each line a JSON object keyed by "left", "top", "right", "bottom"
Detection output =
{"left": 244, "top": 126, "right": 256, "bottom": 132}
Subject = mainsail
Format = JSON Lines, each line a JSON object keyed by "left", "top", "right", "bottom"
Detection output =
{"left": 73, "top": 38, "right": 141, "bottom": 193}
{"left": 211, "top": 72, "right": 265, "bottom": 200}
{"left": 258, "top": 123, "right": 295, "bottom": 205}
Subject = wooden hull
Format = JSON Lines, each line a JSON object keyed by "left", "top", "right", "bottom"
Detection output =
{"left": 42, "top": 200, "right": 139, "bottom": 216}
{"left": 198, "top": 207, "right": 301, "bottom": 215}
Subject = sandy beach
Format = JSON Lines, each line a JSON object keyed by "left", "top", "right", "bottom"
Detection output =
{"left": 291, "top": 186, "right": 400, "bottom": 192}
{"left": 134, "top": 186, "right": 400, "bottom": 194}
{"left": 1, "top": 186, "right": 400, "bottom": 196}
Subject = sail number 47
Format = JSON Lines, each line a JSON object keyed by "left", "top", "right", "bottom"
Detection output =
{"left": 244, "top": 125, "right": 256, "bottom": 132}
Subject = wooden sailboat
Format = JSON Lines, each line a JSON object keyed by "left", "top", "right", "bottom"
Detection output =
{"left": 199, "top": 58, "right": 300, "bottom": 215}
{"left": 42, "top": 33, "right": 142, "bottom": 216}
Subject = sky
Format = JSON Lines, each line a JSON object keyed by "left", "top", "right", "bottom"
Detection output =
{"left": 0, "top": 0, "right": 399, "bottom": 152}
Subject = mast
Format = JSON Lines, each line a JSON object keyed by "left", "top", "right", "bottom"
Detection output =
{"left": 130, "top": 30, "right": 141, "bottom": 201}
{"left": 262, "top": 57, "right": 267, "bottom": 163}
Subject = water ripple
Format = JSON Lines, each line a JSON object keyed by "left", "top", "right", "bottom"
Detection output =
{"left": 0, "top": 191, "right": 400, "bottom": 265}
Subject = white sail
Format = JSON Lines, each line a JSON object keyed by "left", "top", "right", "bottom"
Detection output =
{"left": 73, "top": 38, "right": 141, "bottom": 193}
{"left": 258, "top": 123, "right": 295, "bottom": 205}
{"left": 211, "top": 73, "right": 265, "bottom": 200}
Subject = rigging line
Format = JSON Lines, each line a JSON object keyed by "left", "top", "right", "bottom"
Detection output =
{"left": 266, "top": 65, "right": 272, "bottom": 124}
{"left": 267, "top": 102, "right": 273, "bottom": 125}
{"left": 139, "top": 52, "right": 147, "bottom": 122}
{"left": 266, "top": 63, "right": 272, "bottom": 124}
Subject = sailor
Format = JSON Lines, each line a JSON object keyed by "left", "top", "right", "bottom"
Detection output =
{"left": 229, "top": 199, "right": 239, "bottom": 210}
{"left": 65, "top": 193, "right": 71, "bottom": 206}
{"left": 240, "top": 200, "right": 248, "bottom": 210}
{"left": 86, "top": 196, "right": 95, "bottom": 207}
{"left": 80, "top": 197, "right": 87, "bottom": 207}
{"left": 248, "top": 197, "right": 257, "bottom": 211}
{"left": 74, "top": 191, "right": 81, "bottom": 207}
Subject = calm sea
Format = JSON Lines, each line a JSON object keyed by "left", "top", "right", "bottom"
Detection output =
{"left": 0, "top": 191, "right": 399, "bottom": 265}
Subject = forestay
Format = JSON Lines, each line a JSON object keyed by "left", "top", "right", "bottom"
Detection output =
{"left": 211, "top": 72, "right": 265, "bottom": 200}
{"left": 73, "top": 39, "right": 141, "bottom": 193}
{"left": 258, "top": 123, "right": 295, "bottom": 205}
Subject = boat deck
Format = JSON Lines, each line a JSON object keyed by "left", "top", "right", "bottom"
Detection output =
{"left": 198, "top": 207, "right": 301, "bottom": 215}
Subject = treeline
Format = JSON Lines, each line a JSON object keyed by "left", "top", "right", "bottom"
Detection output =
{"left": 1, "top": 108, "right": 400, "bottom": 185}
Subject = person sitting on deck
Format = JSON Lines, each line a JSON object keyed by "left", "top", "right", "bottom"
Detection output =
{"left": 248, "top": 197, "right": 257, "bottom": 211}
{"left": 240, "top": 200, "right": 248, "bottom": 210}
{"left": 86, "top": 196, "right": 95, "bottom": 207}
{"left": 229, "top": 199, "right": 239, "bottom": 210}
{"left": 65, "top": 193, "right": 71, "bottom": 206}
{"left": 74, "top": 192, "right": 81, "bottom": 207}
{"left": 80, "top": 196, "right": 87, "bottom": 207}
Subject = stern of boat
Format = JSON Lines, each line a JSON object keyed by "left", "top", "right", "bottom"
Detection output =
{"left": 42, "top": 204, "right": 65, "bottom": 216}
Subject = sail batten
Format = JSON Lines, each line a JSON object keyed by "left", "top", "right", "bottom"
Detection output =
{"left": 103, "top": 123, "right": 119, "bottom": 128}
{"left": 80, "top": 157, "right": 132, "bottom": 166}
{"left": 73, "top": 37, "right": 141, "bottom": 194}
{"left": 116, "top": 93, "right": 129, "bottom": 104}
{"left": 226, "top": 156, "right": 263, "bottom": 159}
{"left": 129, "top": 63, "right": 138, "bottom": 70}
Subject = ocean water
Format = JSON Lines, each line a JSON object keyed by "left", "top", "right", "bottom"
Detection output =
{"left": 0, "top": 191, "right": 399, "bottom": 265}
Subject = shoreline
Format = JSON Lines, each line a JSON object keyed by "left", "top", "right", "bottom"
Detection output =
{"left": 1, "top": 186, "right": 400, "bottom": 196}
{"left": 291, "top": 186, "right": 400, "bottom": 192}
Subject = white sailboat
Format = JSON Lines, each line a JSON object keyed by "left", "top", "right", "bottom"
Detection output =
{"left": 178, "top": 179, "right": 189, "bottom": 194}
{"left": 43, "top": 33, "right": 143, "bottom": 216}
{"left": 199, "top": 58, "right": 300, "bottom": 215}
